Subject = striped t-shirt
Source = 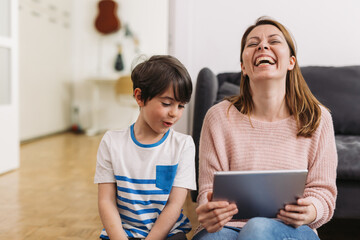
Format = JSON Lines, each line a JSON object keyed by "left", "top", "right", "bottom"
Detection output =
{"left": 95, "top": 124, "right": 196, "bottom": 239}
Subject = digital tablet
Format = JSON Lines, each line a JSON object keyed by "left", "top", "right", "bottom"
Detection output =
{"left": 212, "top": 169, "right": 308, "bottom": 219}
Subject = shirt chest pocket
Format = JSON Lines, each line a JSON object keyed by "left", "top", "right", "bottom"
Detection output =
{"left": 155, "top": 164, "right": 178, "bottom": 192}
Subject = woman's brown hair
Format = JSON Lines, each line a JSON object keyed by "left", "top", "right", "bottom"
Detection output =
{"left": 227, "top": 17, "right": 323, "bottom": 137}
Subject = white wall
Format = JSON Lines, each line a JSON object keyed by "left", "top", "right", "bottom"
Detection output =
{"left": 17, "top": 0, "right": 360, "bottom": 138}
{"left": 72, "top": 0, "right": 169, "bottom": 132}
{"left": 18, "top": 0, "right": 169, "bottom": 140}
{"left": 19, "top": 0, "right": 73, "bottom": 141}
{"left": 169, "top": 0, "right": 360, "bottom": 134}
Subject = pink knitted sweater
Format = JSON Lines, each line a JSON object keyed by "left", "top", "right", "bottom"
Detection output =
{"left": 197, "top": 100, "right": 337, "bottom": 229}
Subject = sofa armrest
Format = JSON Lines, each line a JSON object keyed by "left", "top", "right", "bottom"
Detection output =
{"left": 191, "top": 68, "right": 218, "bottom": 201}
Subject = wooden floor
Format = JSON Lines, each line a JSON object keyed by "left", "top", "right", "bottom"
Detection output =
{"left": 0, "top": 132, "right": 199, "bottom": 239}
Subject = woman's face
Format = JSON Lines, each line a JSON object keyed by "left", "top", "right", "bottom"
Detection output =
{"left": 241, "top": 24, "right": 295, "bottom": 82}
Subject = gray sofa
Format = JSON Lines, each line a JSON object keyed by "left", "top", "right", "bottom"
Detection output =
{"left": 191, "top": 66, "right": 360, "bottom": 220}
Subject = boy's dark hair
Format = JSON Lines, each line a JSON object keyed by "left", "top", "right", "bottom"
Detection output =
{"left": 131, "top": 55, "right": 192, "bottom": 104}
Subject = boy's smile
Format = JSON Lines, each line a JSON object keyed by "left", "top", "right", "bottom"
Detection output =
{"left": 134, "top": 86, "right": 185, "bottom": 144}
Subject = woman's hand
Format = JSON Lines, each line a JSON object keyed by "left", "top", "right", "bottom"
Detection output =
{"left": 277, "top": 198, "right": 317, "bottom": 228}
{"left": 195, "top": 192, "right": 238, "bottom": 233}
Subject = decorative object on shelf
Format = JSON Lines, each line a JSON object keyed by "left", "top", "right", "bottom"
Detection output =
{"left": 115, "top": 75, "right": 137, "bottom": 109}
{"left": 95, "top": 0, "right": 121, "bottom": 34}
{"left": 114, "top": 44, "right": 124, "bottom": 71}
{"left": 115, "top": 75, "right": 133, "bottom": 95}
{"left": 124, "top": 23, "right": 140, "bottom": 53}
{"left": 71, "top": 106, "right": 84, "bottom": 134}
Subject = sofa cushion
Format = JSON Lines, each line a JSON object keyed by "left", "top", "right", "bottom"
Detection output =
{"left": 193, "top": 67, "right": 218, "bottom": 140}
{"left": 195, "top": 67, "right": 218, "bottom": 107}
{"left": 217, "top": 71, "right": 242, "bottom": 87}
{"left": 216, "top": 81, "right": 240, "bottom": 103}
{"left": 301, "top": 66, "right": 360, "bottom": 135}
{"left": 335, "top": 135, "right": 360, "bottom": 180}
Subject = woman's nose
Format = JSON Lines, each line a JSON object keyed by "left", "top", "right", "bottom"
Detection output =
{"left": 258, "top": 42, "right": 269, "bottom": 50}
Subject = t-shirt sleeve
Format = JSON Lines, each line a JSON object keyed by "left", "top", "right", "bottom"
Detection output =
{"left": 94, "top": 132, "right": 116, "bottom": 183}
{"left": 172, "top": 136, "right": 197, "bottom": 191}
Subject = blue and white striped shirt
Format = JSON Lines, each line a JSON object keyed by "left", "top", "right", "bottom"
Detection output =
{"left": 95, "top": 125, "right": 196, "bottom": 239}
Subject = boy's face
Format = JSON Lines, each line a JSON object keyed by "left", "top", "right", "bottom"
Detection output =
{"left": 136, "top": 85, "right": 185, "bottom": 136}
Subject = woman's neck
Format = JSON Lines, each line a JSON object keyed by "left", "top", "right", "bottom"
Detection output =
{"left": 250, "top": 80, "right": 290, "bottom": 122}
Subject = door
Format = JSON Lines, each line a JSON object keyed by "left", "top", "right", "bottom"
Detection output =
{"left": 0, "top": 0, "right": 19, "bottom": 174}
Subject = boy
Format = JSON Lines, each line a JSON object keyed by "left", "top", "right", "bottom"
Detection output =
{"left": 94, "top": 55, "right": 196, "bottom": 240}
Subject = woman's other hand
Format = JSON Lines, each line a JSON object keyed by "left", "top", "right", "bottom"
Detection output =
{"left": 277, "top": 198, "right": 317, "bottom": 228}
{"left": 195, "top": 192, "right": 238, "bottom": 233}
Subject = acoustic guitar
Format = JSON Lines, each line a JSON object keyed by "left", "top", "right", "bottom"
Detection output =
{"left": 95, "top": 0, "right": 121, "bottom": 34}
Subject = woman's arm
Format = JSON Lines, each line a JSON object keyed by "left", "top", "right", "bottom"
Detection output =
{"left": 145, "top": 187, "right": 188, "bottom": 240}
{"left": 196, "top": 104, "right": 238, "bottom": 232}
{"left": 279, "top": 108, "right": 337, "bottom": 228}
{"left": 98, "top": 183, "right": 128, "bottom": 240}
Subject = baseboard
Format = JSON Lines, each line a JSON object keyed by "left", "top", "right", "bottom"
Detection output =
{"left": 20, "top": 129, "right": 72, "bottom": 145}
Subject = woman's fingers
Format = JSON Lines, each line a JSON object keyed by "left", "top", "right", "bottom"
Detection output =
{"left": 297, "top": 198, "right": 312, "bottom": 206}
{"left": 207, "top": 215, "right": 235, "bottom": 233}
{"left": 280, "top": 208, "right": 306, "bottom": 220}
{"left": 284, "top": 204, "right": 307, "bottom": 213}
{"left": 203, "top": 207, "right": 238, "bottom": 233}
{"left": 207, "top": 191, "right": 213, "bottom": 201}
{"left": 198, "top": 202, "right": 236, "bottom": 223}
{"left": 196, "top": 200, "right": 229, "bottom": 218}
{"left": 277, "top": 214, "right": 302, "bottom": 228}
{"left": 196, "top": 202, "right": 238, "bottom": 233}
{"left": 277, "top": 198, "right": 317, "bottom": 227}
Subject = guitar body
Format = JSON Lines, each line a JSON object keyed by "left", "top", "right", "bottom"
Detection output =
{"left": 95, "top": 0, "right": 121, "bottom": 34}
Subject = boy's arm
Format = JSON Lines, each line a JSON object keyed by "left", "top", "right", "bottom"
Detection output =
{"left": 98, "top": 183, "right": 128, "bottom": 240}
{"left": 146, "top": 186, "right": 188, "bottom": 240}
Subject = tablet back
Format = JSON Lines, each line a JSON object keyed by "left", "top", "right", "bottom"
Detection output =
{"left": 212, "top": 170, "right": 307, "bottom": 219}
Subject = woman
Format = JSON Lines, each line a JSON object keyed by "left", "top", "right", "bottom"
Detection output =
{"left": 192, "top": 17, "right": 337, "bottom": 240}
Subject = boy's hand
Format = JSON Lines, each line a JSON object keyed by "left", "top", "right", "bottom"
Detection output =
{"left": 195, "top": 192, "right": 238, "bottom": 233}
{"left": 277, "top": 198, "right": 317, "bottom": 228}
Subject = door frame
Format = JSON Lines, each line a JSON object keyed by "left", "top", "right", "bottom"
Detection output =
{"left": 0, "top": 0, "right": 19, "bottom": 174}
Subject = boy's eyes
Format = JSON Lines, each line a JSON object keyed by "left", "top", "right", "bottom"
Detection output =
{"left": 161, "top": 102, "right": 185, "bottom": 108}
{"left": 161, "top": 102, "right": 171, "bottom": 107}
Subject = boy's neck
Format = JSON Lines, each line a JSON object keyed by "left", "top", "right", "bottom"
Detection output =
{"left": 133, "top": 121, "right": 166, "bottom": 145}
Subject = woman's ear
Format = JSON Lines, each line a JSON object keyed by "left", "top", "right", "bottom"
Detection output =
{"left": 241, "top": 62, "right": 247, "bottom": 77}
{"left": 288, "top": 56, "right": 296, "bottom": 71}
{"left": 133, "top": 88, "right": 144, "bottom": 107}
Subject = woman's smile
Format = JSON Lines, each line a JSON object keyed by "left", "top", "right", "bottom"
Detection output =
{"left": 241, "top": 24, "right": 295, "bottom": 81}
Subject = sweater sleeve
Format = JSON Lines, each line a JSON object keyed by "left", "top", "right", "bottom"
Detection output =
{"left": 305, "top": 108, "right": 338, "bottom": 229}
{"left": 197, "top": 105, "right": 230, "bottom": 205}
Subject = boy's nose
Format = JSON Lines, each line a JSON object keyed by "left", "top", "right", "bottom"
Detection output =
{"left": 169, "top": 107, "right": 178, "bottom": 117}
